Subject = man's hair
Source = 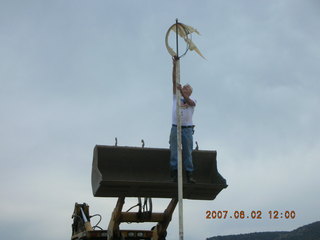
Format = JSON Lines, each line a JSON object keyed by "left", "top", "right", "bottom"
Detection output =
{"left": 184, "top": 84, "right": 193, "bottom": 93}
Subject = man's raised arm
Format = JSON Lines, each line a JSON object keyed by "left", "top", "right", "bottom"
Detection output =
{"left": 172, "top": 57, "right": 177, "bottom": 94}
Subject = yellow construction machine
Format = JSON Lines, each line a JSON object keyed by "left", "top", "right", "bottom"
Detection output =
{"left": 71, "top": 145, "right": 227, "bottom": 240}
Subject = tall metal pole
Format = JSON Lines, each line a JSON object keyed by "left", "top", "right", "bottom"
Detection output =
{"left": 175, "top": 18, "right": 184, "bottom": 240}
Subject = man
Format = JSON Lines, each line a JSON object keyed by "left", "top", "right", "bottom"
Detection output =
{"left": 169, "top": 57, "right": 196, "bottom": 184}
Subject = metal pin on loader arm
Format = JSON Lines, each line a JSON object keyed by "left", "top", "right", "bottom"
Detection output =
{"left": 80, "top": 207, "right": 93, "bottom": 231}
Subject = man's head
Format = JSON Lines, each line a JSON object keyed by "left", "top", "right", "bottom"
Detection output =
{"left": 182, "top": 84, "right": 193, "bottom": 97}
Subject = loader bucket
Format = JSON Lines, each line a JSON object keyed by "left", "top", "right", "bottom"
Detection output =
{"left": 91, "top": 145, "right": 227, "bottom": 200}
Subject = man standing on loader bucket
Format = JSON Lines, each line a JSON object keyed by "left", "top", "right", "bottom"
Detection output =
{"left": 170, "top": 57, "right": 196, "bottom": 184}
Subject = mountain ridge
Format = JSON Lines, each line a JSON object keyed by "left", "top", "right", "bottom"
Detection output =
{"left": 207, "top": 221, "right": 320, "bottom": 240}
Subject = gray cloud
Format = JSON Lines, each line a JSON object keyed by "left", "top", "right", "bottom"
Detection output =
{"left": 0, "top": 1, "right": 319, "bottom": 239}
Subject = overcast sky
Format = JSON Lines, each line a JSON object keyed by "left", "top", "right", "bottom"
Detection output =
{"left": 0, "top": 0, "right": 319, "bottom": 239}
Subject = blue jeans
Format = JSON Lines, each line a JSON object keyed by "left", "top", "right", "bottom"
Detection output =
{"left": 169, "top": 125, "right": 194, "bottom": 172}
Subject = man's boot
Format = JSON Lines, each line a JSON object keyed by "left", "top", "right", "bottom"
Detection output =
{"left": 170, "top": 170, "right": 177, "bottom": 182}
{"left": 186, "top": 171, "right": 196, "bottom": 184}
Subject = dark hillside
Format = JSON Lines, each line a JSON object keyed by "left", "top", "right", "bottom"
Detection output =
{"left": 207, "top": 221, "right": 320, "bottom": 240}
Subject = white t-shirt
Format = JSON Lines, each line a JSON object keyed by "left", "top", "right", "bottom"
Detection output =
{"left": 172, "top": 95, "right": 196, "bottom": 126}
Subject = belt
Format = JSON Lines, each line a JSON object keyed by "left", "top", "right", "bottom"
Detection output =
{"left": 172, "top": 124, "right": 194, "bottom": 128}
